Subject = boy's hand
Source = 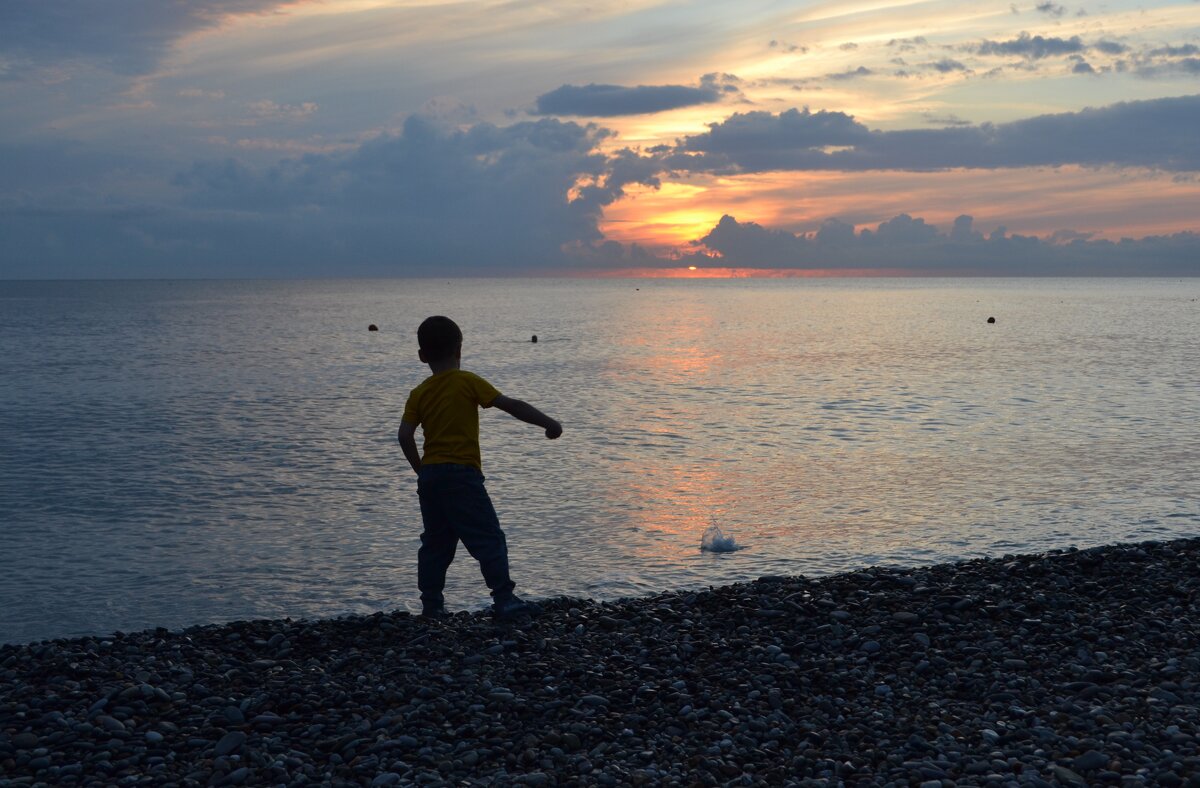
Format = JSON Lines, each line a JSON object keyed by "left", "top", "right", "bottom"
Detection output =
{"left": 493, "top": 395, "right": 562, "bottom": 439}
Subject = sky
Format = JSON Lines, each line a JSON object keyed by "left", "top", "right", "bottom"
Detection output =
{"left": 2, "top": 0, "right": 1199, "bottom": 277}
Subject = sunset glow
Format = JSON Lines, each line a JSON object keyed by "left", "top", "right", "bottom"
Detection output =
{"left": 583, "top": 267, "right": 921, "bottom": 279}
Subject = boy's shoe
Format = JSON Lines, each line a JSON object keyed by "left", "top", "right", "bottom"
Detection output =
{"left": 420, "top": 605, "right": 451, "bottom": 620}
{"left": 493, "top": 595, "right": 542, "bottom": 619}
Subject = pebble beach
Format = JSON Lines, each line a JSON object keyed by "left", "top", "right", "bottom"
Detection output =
{"left": 2, "top": 538, "right": 1198, "bottom": 786}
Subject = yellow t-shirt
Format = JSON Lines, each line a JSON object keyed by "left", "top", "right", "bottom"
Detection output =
{"left": 402, "top": 369, "right": 501, "bottom": 470}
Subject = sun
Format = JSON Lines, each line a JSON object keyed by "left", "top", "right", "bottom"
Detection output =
{"left": 688, "top": 266, "right": 698, "bottom": 271}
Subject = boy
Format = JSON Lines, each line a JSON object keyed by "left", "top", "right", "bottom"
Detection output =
{"left": 397, "top": 315, "right": 562, "bottom": 619}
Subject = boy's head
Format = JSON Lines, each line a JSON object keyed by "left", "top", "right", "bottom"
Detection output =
{"left": 417, "top": 316, "right": 462, "bottom": 364}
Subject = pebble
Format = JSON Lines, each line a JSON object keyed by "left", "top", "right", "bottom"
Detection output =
{"left": 1052, "top": 764, "right": 1086, "bottom": 785}
{"left": 214, "top": 731, "right": 246, "bottom": 757}
{"left": 1074, "top": 749, "right": 1109, "bottom": 771}
{"left": 12, "top": 732, "right": 39, "bottom": 749}
{"left": 0, "top": 538, "right": 1197, "bottom": 785}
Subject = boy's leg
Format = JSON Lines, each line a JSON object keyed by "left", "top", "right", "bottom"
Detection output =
{"left": 416, "top": 469, "right": 460, "bottom": 611}
{"left": 447, "top": 471, "right": 516, "bottom": 602}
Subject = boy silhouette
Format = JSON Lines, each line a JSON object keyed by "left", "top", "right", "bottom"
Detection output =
{"left": 397, "top": 316, "right": 562, "bottom": 619}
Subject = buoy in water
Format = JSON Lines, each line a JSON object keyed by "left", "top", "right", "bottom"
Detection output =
{"left": 986, "top": 317, "right": 996, "bottom": 324}
{"left": 531, "top": 334, "right": 538, "bottom": 343}
{"left": 368, "top": 324, "right": 379, "bottom": 331}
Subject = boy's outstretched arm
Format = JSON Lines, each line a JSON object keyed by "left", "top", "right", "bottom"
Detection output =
{"left": 397, "top": 420, "right": 422, "bottom": 474}
{"left": 492, "top": 395, "right": 562, "bottom": 439}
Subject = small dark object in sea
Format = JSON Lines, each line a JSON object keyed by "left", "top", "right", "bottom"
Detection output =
{"left": 368, "top": 324, "right": 379, "bottom": 332}
{"left": 986, "top": 316, "right": 996, "bottom": 324}
{"left": 531, "top": 335, "right": 538, "bottom": 343}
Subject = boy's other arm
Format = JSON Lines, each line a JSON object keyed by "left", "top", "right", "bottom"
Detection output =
{"left": 397, "top": 420, "right": 422, "bottom": 474}
{"left": 491, "top": 395, "right": 562, "bottom": 439}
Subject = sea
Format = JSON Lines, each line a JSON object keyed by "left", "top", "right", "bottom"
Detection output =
{"left": 1, "top": 278, "right": 1197, "bottom": 645}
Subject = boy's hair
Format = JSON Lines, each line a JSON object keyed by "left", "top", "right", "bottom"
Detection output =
{"left": 418, "top": 316, "right": 463, "bottom": 362}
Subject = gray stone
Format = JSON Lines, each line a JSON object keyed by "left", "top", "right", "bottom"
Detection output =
{"left": 1073, "top": 749, "right": 1109, "bottom": 771}
{"left": 1051, "top": 765, "right": 1086, "bottom": 785}
{"left": 214, "top": 731, "right": 246, "bottom": 757}
{"left": 12, "top": 732, "right": 39, "bottom": 750}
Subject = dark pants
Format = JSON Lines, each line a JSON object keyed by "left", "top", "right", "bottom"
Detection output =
{"left": 417, "top": 463, "right": 515, "bottom": 609}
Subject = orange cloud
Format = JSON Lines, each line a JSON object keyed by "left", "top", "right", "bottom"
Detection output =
{"left": 601, "top": 166, "right": 1200, "bottom": 253}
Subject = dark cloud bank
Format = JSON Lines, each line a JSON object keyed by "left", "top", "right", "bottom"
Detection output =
{"left": 690, "top": 215, "right": 1200, "bottom": 276}
{"left": 1, "top": 116, "right": 659, "bottom": 277}
{"left": 667, "top": 94, "right": 1200, "bottom": 173}
{"left": 532, "top": 75, "right": 739, "bottom": 117}
{"left": 3, "top": 95, "right": 1200, "bottom": 276}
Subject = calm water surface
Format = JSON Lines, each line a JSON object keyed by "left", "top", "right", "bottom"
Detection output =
{"left": 1, "top": 278, "right": 1197, "bottom": 643}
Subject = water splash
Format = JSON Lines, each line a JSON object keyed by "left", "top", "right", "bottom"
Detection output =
{"left": 701, "top": 523, "right": 741, "bottom": 553}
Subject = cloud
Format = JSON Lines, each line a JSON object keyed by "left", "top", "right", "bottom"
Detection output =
{"left": 1035, "top": 2, "right": 1066, "bottom": 16}
{"left": 688, "top": 213, "right": 1200, "bottom": 274}
{"left": 887, "top": 37, "right": 929, "bottom": 51}
{"left": 928, "top": 59, "right": 969, "bottom": 73}
{"left": 1073, "top": 61, "right": 1097, "bottom": 74}
{"left": 921, "top": 113, "right": 973, "bottom": 126}
{"left": 244, "top": 100, "right": 319, "bottom": 121}
{"left": 826, "top": 66, "right": 874, "bottom": 81}
{"left": 0, "top": 1, "right": 293, "bottom": 76}
{"left": 178, "top": 88, "right": 226, "bottom": 99}
{"left": 678, "top": 107, "right": 871, "bottom": 159}
{"left": 1149, "top": 45, "right": 1200, "bottom": 57}
{"left": 668, "top": 95, "right": 1200, "bottom": 173}
{"left": 975, "top": 32, "right": 1085, "bottom": 59}
{"left": 768, "top": 40, "right": 807, "bottom": 54}
{"left": 1093, "top": 40, "right": 1129, "bottom": 55}
{"left": 2, "top": 115, "right": 661, "bottom": 276}
{"left": 1136, "top": 57, "right": 1200, "bottom": 76}
{"left": 532, "top": 80, "right": 727, "bottom": 117}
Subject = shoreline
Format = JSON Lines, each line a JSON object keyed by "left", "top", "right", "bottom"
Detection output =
{"left": 2, "top": 537, "right": 1198, "bottom": 785}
